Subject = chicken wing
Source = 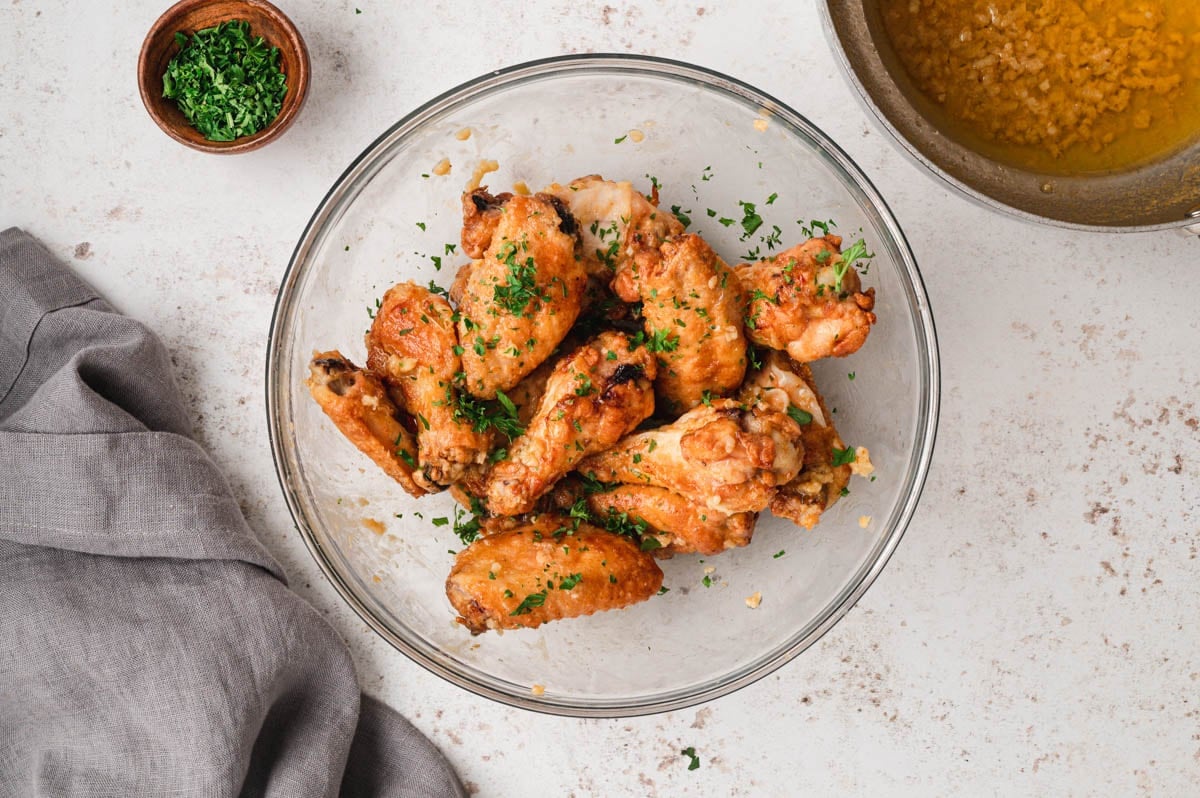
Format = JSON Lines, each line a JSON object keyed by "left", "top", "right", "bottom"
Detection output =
{"left": 455, "top": 190, "right": 587, "bottom": 398}
{"left": 584, "top": 484, "right": 756, "bottom": 557}
{"left": 740, "top": 352, "right": 851, "bottom": 529}
{"left": 365, "top": 282, "right": 491, "bottom": 491}
{"left": 625, "top": 233, "right": 746, "bottom": 412}
{"left": 484, "top": 331, "right": 657, "bottom": 516}
{"left": 735, "top": 235, "right": 876, "bottom": 363}
{"left": 445, "top": 515, "right": 664, "bottom": 633}
{"left": 542, "top": 174, "right": 682, "bottom": 281}
{"left": 305, "top": 351, "right": 425, "bottom": 497}
{"left": 576, "top": 398, "right": 802, "bottom": 515}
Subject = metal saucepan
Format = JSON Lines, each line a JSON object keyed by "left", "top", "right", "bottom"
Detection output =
{"left": 819, "top": 2, "right": 1200, "bottom": 234}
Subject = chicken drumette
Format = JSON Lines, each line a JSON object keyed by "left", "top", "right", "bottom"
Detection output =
{"left": 365, "top": 282, "right": 491, "bottom": 492}
{"left": 484, "top": 331, "right": 657, "bottom": 516}
{"left": 455, "top": 189, "right": 587, "bottom": 398}
{"left": 735, "top": 235, "right": 876, "bottom": 363}
{"left": 740, "top": 351, "right": 853, "bottom": 529}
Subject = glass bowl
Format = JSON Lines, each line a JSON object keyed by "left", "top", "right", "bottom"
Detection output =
{"left": 266, "top": 54, "right": 939, "bottom": 717}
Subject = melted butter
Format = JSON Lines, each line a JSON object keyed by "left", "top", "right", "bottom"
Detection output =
{"left": 882, "top": 0, "right": 1200, "bottom": 174}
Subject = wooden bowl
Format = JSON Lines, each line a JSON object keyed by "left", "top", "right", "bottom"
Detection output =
{"left": 138, "top": 0, "right": 309, "bottom": 154}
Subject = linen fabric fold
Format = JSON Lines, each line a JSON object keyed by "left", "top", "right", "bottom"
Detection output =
{"left": 0, "top": 227, "right": 465, "bottom": 798}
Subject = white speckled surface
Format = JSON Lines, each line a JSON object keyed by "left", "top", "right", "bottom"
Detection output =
{"left": 3, "top": 1, "right": 1199, "bottom": 795}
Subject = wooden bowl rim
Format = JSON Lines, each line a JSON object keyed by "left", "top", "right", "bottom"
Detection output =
{"left": 137, "top": 0, "right": 310, "bottom": 154}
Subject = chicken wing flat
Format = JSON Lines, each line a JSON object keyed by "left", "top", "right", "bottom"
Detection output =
{"left": 740, "top": 351, "right": 851, "bottom": 529}
{"left": 584, "top": 484, "right": 756, "bottom": 557}
{"left": 735, "top": 235, "right": 876, "bottom": 363}
{"left": 484, "top": 331, "right": 657, "bottom": 516}
{"left": 365, "top": 282, "right": 491, "bottom": 491}
{"left": 627, "top": 233, "right": 747, "bottom": 412}
{"left": 543, "top": 175, "right": 682, "bottom": 281}
{"left": 306, "top": 351, "right": 425, "bottom": 498}
{"left": 445, "top": 515, "right": 664, "bottom": 633}
{"left": 576, "top": 398, "right": 802, "bottom": 515}
{"left": 455, "top": 191, "right": 587, "bottom": 399}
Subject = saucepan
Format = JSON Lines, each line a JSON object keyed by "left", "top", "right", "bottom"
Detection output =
{"left": 819, "top": 2, "right": 1200, "bottom": 235}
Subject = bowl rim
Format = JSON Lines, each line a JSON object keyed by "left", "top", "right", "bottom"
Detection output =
{"left": 265, "top": 52, "right": 942, "bottom": 717}
{"left": 815, "top": 2, "right": 1199, "bottom": 234}
{"left": 137, "top": 0, "right": 310, "bottom": 154}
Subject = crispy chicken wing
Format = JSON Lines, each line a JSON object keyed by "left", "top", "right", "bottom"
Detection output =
{"left": 740, "top": 352, "right": 851, "bottom": 529}
{"left": 484, "top": 331, "right": 657, "bottom": 516}
{"left": 626, "top": 233, "right": 747, "bottom": 412}
{"left": 577, "top": 398, "right": 802, "bottom": 515}
{"left": 543, "top": 174, "right": 682, "bottom": 281}
{"left": 446, "top": 515, "right": 664, "bottom": 633}
{"left": 455, "top": 190, "right": 587, "bottom": 398}
{"left": 305, "top": 351, "right": 425, "bottom": 497}
{"left": 584, "top": 484, "right": 756, "bottom": 557}
{"left": 365, "top": 282, "right": 491, "bottom": 492}
{"left": 735, "top": 235, "right": 876, "bottom": 363}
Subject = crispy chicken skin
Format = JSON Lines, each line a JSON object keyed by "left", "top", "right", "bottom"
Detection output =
{"left": 735, "top": 235, "right": 876, "bottom": 363}
{"left": 455, "top": 191, "right": 587, "bottom": 399}
{"left": 305, "top": 351, "right": 425, "bottom": 498}
{"left": 740, "top": 352, "right": 851, "bottom": 529}
{"left": 365, "top": 282, "right": 490, "bottom": 492}
{"left": 484, "top": 331, "right": 657, "bottom": 516}
{"left": 626, "top": 233, "right": 747, "bottom": 412}
{"left": 543, "top": 175, "right": 682, "bottom": 281}
{"left": 446, "top": 515, "right": 664, "bottom": 633}
{"left": 460, "top": 187, "right": 513, "bottom": 259}
{"left": 577, "top": 398, "right": 803, "bottom": 515}
{"left": 584, "top": 484, "right": 756, "bottom": 557}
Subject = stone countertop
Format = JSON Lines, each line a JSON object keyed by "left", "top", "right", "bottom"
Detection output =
{"left": 2, "top": 1, "right": 1197, "bottom": 794}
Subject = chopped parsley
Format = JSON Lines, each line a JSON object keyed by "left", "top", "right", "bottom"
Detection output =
{"left": 451, "top": 387, "right": 525, "bottom": 440}
{"left": 738, "top": 201, "right": 764, "bottom": 238}
{"left": 509, "top": 590, "right": 548, "bottom": 616}
{"left": 557, "top": 573, "right": 583, "bottom": 590}
{"left": 773, "top": 550, "right": 786, "bottom": 559}
{"left": 681, "top": 747, "right": 700, "bottom": 771}
{"left": 787, "top": 405, "right": 813, "bottom": 425}
{"left": 161, "top": 20, "right": 287, "bottom": 142}
{"left": 492, "top": 239, "right": 543, "bottom": 316}
{"left": 832, "top": 446, "right": 857, "bottom": 467}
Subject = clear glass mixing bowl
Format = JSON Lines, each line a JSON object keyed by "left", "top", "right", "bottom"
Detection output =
{"left": 267, "top": 55, "right": 939, "bottom": 717}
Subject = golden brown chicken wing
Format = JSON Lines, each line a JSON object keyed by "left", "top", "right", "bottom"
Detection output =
{"left": 454, "top": 191, "right": 587, "bottom": 399}
{"left": 365, "top": 282, "right": 491, "bottom": 492}
{"left": 740, "top": 352, "right": 852, "bottom": 529}
{"left": 542, "top": 174, "right": 682, "bottom": 281}
{"left": 735, "top": 235, "right": 876, "bottom": 363}
{"left": 623, "top": 233, "right": 747, "bottom": 412}
{"left": 445, "top": 515, "right": 664, "bottom": 633}
{"left": 583, "top": 484, "right": 756, "bottom": 557}
{"left": 305, "top": 351, "right": 425, "bottom": 498}
{"left": 576, "top": 398, "right": 802, "bottom": 515}
{"left": 484, "top": 331, "right": 657, "bottom": 516}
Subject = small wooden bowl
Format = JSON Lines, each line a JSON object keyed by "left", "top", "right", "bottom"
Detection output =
{"left": 138, "top": 0, "right": 309, "bottom": 154}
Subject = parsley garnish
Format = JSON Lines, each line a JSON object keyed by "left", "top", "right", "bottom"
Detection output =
{"left": 557, "top": 573, "right": 583, "bottom": 590}
{"left": 681, "top": 747, "right": 700, "bottom": 771}
{"left": 510, "top": 590, "right": 548, "bottom": 616}
{"left": 832, "top": 446, "right": 857, "bottom": 466}
{"left": 787, "top": 405, "right": 813, "bottom": 425}
{"left": 161, "top": 20, "right": 288, "bottom": 142}
{"left": 493, "top": 239, "right": 543, "bottom": 316}
{"left": 451, "top": 387, "right": 525, "bottom": 440}
{"left": 738, "top": 201, "right": 764, "bottom": 238}
{"left": 833, "top": 239, "right": 873, "bottom": 292}
{"left": 773, "top": 550, "right": 786, "bottom": 559}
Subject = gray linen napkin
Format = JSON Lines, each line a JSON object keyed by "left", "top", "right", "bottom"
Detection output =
{"left": 0, "top": 228, "right": 467, "bottom": 798}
